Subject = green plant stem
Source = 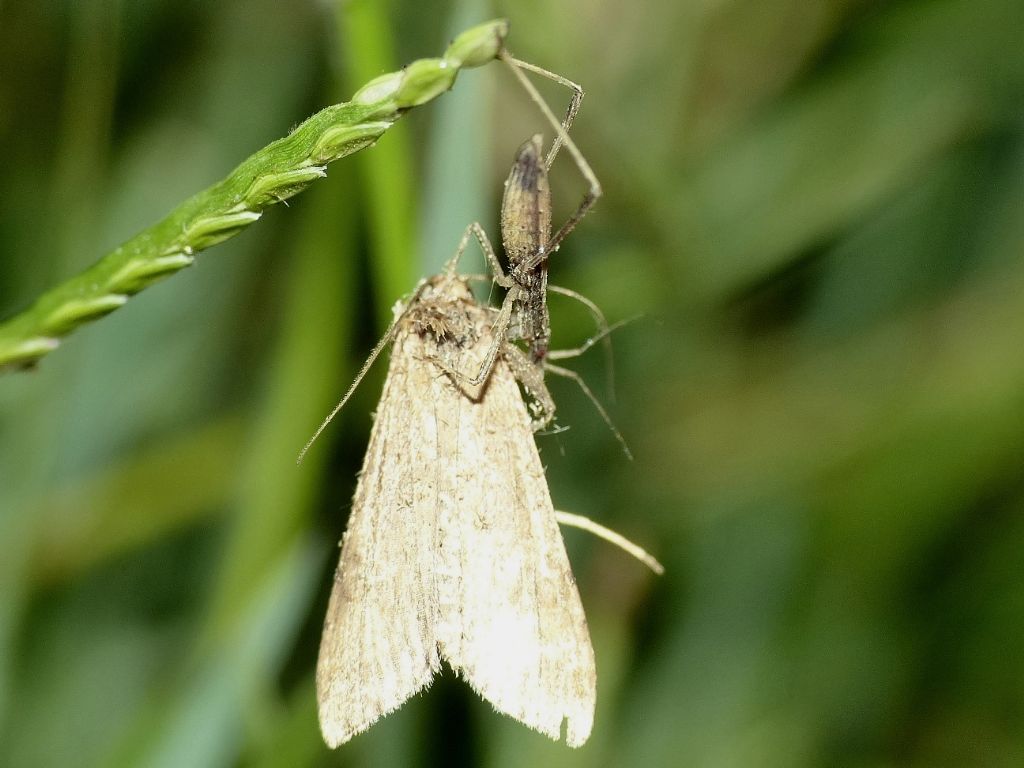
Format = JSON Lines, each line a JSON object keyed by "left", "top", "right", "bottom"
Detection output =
{"left": 0, "top": 18, "right": 509, "bottom": 371}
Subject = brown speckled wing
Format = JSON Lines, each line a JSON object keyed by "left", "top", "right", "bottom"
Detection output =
{"left": 315, "top": 324, "right": 448, "bottom": 747}
{"left": 316, "top": 275, "right": 595, "bottom": 748}
{"left": 434, "top": 322, "right": 596, "bottom": 748}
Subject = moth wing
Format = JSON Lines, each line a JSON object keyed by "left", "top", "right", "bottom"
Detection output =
{"left": 437, "top": 360, "right": 597, "bottom": 747}
{"left": 316, "top": 340, "right": 446, "bottom": 747}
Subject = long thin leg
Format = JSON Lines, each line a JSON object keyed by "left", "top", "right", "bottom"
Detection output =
{"left": 546, "top": 283, "right": 618, "bottom": 399}
{"left": 503, "top": 342, "right": 557, "bottom": 429}
{"left": 431, "top": 224, "right": 523, "bottom": 389}
{"left": 445, "top": 222, "right": 511, "bottom": 288}
{"left": 547, "top": 284, "right": 611, "bottom": 337}
{"left": 435, "top": 285, "right": 519, "bottom": 388}
{"left": 500, "top": 53, "right": 583, "bottom": 170}
{"left": 499, "top": 51, "right": 602, "bottom": 278}
{"left": 546, "top": 316, "right": 634, "bottom": 361}
{"left": 462, "top": 273, "right": 498, "bottom": 284}
{"left": 544, "top": 362, "right": 632, "bottom": 460}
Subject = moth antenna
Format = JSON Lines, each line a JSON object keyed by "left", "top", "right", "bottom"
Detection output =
{"left": 297, "top": 282, "right": 428, "bottom": 464}
{"left": 555, "top": 511, "right": 664, "bottom": 575}
{"left": 543, "top": 362, "right": 632, "bottom": 460}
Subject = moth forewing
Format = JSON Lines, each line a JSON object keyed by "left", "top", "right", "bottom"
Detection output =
{"left": 315, "top": 313, "right": 443, "bottom": 747}
{"left": 432, "top": 283, "right": 595, "bottom": 745}
{"left": 316, "top": 274, "right": 596, "bottom": 748}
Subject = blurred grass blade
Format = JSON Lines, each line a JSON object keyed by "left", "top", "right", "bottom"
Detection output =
{"left": 418, "top": 0, "right": 495, "bottom": 275}
{"left": 336, "top": 0, "right": 418, "bottom": 329}
{"left": 103, "top": 537, "right": 324, "bottom": 768}
{"left": 29, "top": 416, "right": 245, "bottom": 585}
{"left": 201, "top": 168, "right": 356, "bottom": 646}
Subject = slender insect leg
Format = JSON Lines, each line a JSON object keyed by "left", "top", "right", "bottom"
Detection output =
{"left": 431, "top": 284, "right": 521, "bottom": 390}
{"left": 445, "top": 222, "right": 512, "bottom": 288}
{"left": 547, "top": 284, "right": 610, "bottom": 335}
{"left": 499, "top": 52, "right": 602, "bottom": 279}
{"left": 499, "top": 53, "right": 583, "bottom": 170}
{"left": 544, "top": 282, "right": 627, "bottom": 403}
{"left": 544, "top": 362, "right": 632, "bottom": 460}
{"left": 503, "top": 342, "right": 557, "bottom": 430}
{"left": 429, "top": 219, "right": 529, "bottom": 390}
{"left": 545, "top": 283, "right": 612, "bottom": 388}
{"left": 430, "top": 221, "right": 523, "bottom": 388}
{"left": 545, "top": 316, "right": 633, "bottom": 361}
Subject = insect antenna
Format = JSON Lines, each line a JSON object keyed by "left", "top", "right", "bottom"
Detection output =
{"left": 297, "top": 281, "right": 430, "bottom": 464}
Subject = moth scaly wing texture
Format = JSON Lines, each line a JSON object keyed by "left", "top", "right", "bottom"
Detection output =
{"left": 436, "top": 355, "right": 597, "bottom": 747}
{"left": 316, "top": 332, "right": 444, "bottom": 747}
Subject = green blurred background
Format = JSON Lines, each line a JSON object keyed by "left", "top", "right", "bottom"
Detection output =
{"left": 2, "top": 0, "right": 1023, "bottom": 765}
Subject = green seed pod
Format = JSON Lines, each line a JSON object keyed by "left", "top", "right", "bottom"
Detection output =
{"left": 185, "top": 211, "right": 262, "bottom": 251}
{"left": 394, "top": 58, "right": 457, "bottom": 108}
{"left": 445, "top": 19, "right": 509, "bottom": 68}
{"left": 312, "top": 122, "right": 393, "bottom": 164}
{"left": 110, "top": 253, "right": 195, "bottom": 294}
{"left": 352, "top": 72, "right": 404, "bottom": 106}
{"left": 245, "top": 166, "right": 328, "bottom": 208}
{"left": 44, "top": 295, "right": 128, "bottom": 334}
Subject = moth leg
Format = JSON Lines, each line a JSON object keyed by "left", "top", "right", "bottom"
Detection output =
{"left": 555, "top": 511, "right": 664, "bottom": 574}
